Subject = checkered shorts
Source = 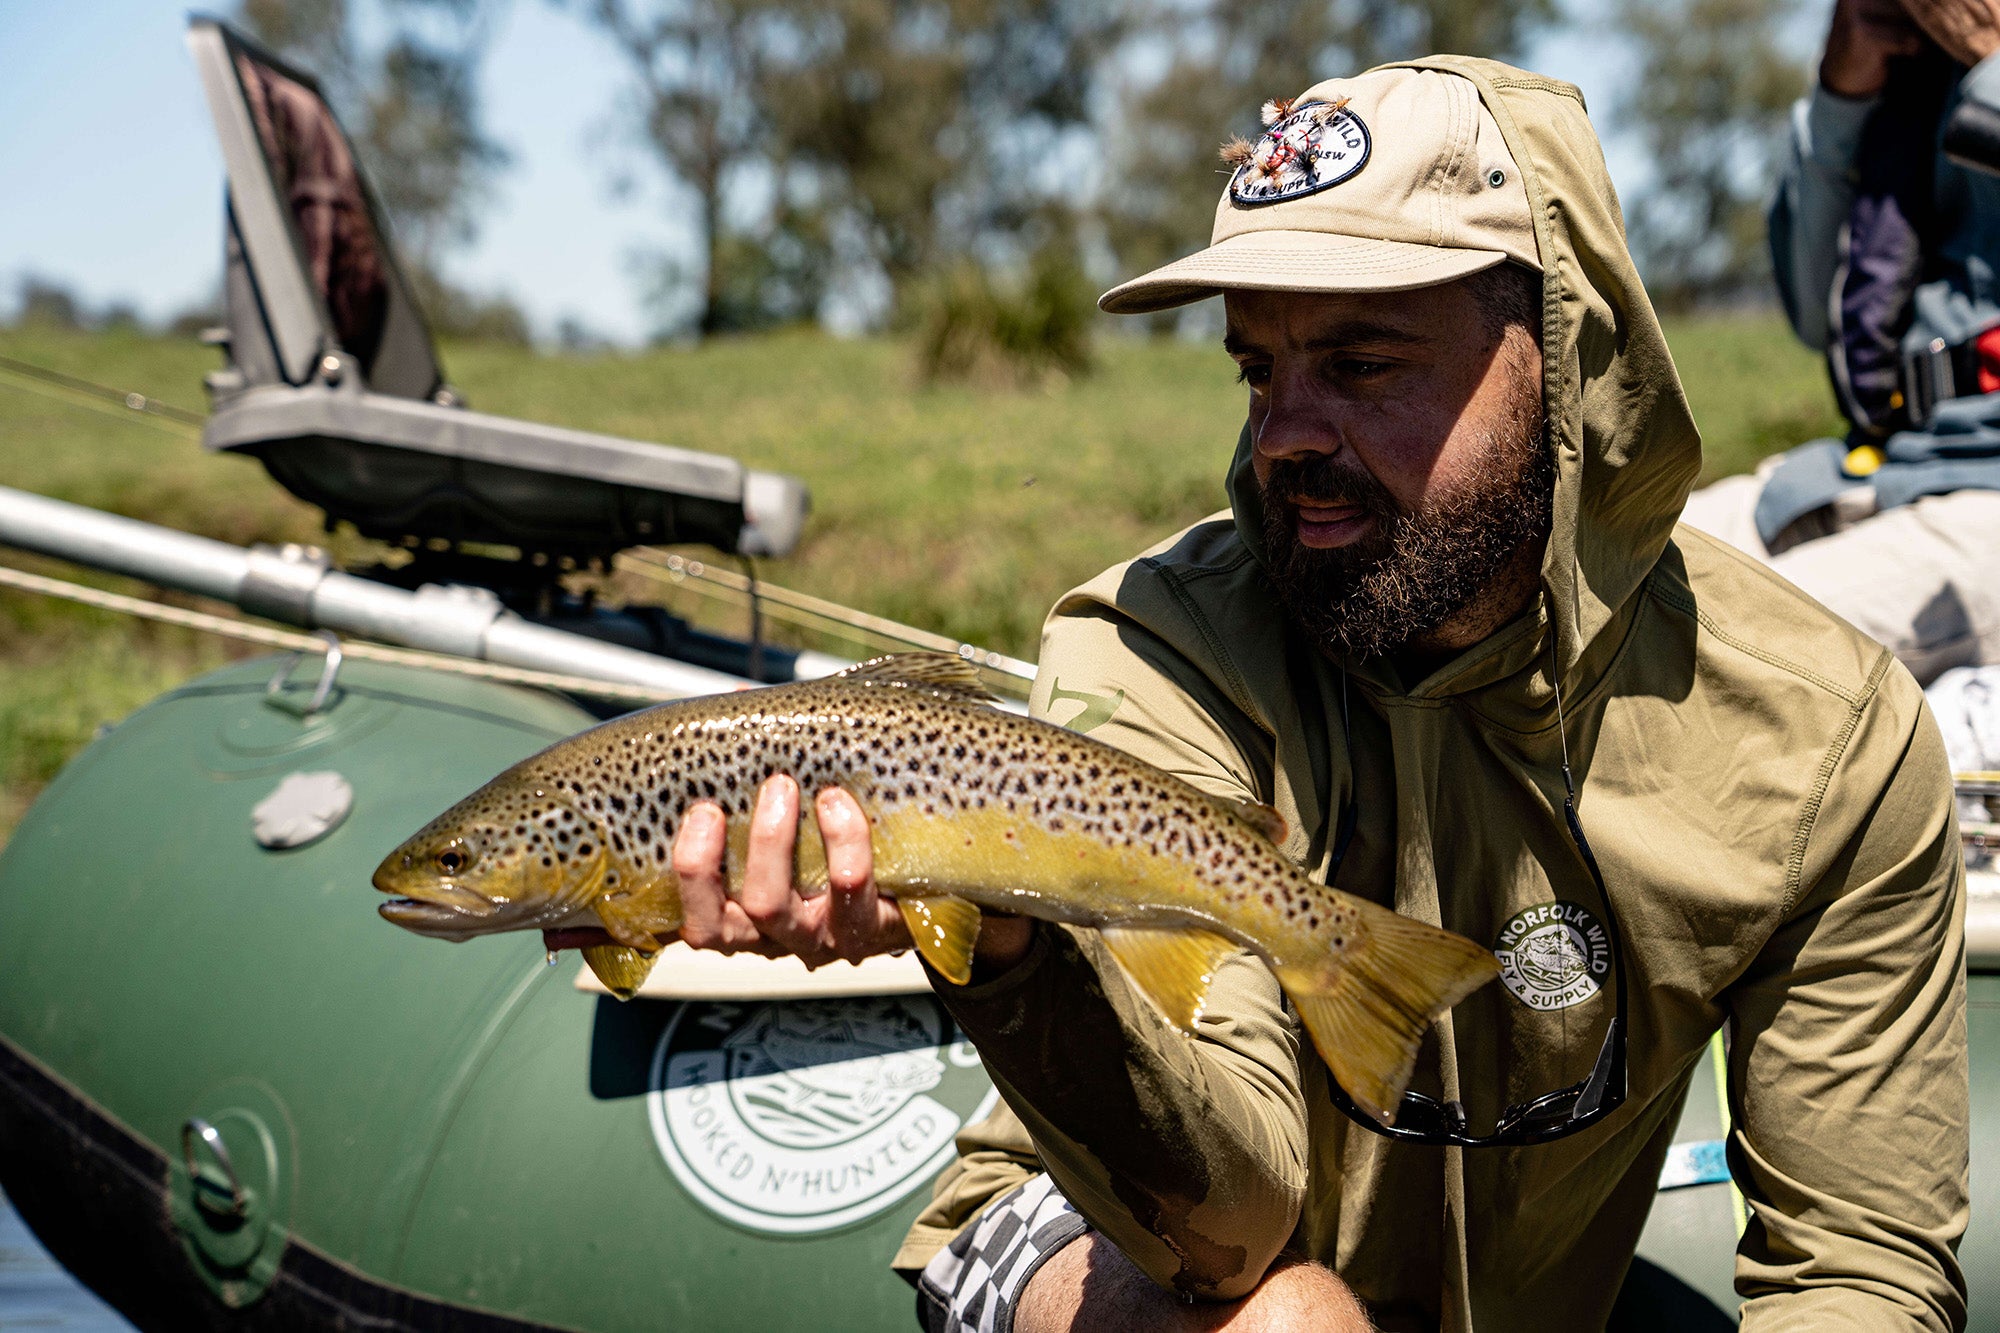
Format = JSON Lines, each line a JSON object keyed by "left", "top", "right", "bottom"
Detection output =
{"left": 915, "top": 1174, "right": 1090, "bottom": 1333}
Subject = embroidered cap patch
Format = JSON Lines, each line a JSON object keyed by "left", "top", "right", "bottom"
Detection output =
{"left": 1229, "top": 98, "right": 1371, "bottom": 207}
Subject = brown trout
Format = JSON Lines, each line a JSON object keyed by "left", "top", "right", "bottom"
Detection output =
{"left": 373, "top": 652, "right": 1498, "bottom": 1122}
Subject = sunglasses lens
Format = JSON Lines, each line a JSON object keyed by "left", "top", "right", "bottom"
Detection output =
{"left": 1496, "top": 1097, "right": 1580, "bottom": 1139}
{"left": 1388, "top": 1092, "right": 1448, "bottom": 1136}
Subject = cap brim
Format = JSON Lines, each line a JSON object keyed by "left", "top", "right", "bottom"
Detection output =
{"left": 1098, "top": 230, "right": 1511, "bottom": 315}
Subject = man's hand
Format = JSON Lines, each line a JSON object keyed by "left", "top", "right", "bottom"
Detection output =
{"left": 1902, "top": 0, "right": 2000, "bottom": 67}
{"left": 1822, "top": 0, "right": 1925, "bottom": 97}
{"left": 543, "top": 776, "right": 1037, "bottom": 976}
{"left": 677, "top": 776, "right": 907, "bottom": 965}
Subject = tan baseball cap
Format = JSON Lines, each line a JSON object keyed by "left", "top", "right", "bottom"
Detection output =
{"left": 1099, "top": 66, "right": 1542, "bottom": 315}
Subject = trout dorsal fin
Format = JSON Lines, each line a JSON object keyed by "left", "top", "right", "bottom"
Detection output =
{"left": 830, "top": 652, "right": 996, "bottom": 704}
{"left": 1098, "top": 925, "right": 1241, "bottom": 1031}
{"left": 1223, "top": 798, "right": 1288, "bottom": 845}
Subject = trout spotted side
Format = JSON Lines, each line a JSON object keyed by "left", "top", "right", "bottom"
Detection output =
{"left": 373, "top": 653, "right": 1499, "bottom": 1122}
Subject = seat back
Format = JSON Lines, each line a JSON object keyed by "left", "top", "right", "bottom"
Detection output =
{"left": 189, "top": 17, "right": 443, "bottom": 402}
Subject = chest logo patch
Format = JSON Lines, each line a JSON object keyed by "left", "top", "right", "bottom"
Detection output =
{"left": 649, "top": 995, "right": 997, "bottom": 1234}
{"left": 1494, "top": 900, "right": 1611, "bottom": 1011}
{"left": 1229, "top": 98, "right": 1370, "bottom": 206}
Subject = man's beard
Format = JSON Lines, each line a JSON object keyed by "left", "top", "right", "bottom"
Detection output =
{"left": 1258, "top": 368, "right": 1552, "bottom": 662}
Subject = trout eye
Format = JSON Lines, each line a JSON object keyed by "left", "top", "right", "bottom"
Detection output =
{"left": 436, "top": 848, "right": 468, "bottom": 876}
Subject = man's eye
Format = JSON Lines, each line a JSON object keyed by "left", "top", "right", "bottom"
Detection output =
{"left": 1235, "top": 363, "right": 1271, "bottom": 388}
{"left": 1334, "top": 359, "right": 1391, "bottom": 379}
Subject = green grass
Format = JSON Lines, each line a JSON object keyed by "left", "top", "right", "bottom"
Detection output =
{"left": 1666, "top": 312, "right": 1846, "bottom": 484}
{"left": 0, "top": 313, "right": 1841, "bottom": 840}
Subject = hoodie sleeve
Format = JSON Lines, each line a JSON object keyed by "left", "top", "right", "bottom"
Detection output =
{"left": 1729, "top": 656, "right": 1969, "bottom": 1332}
{"left": 921, "top": 600, "right": 1313, "bottom": 1301}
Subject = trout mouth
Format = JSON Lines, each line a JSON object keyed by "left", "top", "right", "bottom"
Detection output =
{"left": 372, "top": 861, "right": 504, "bottom": 939}
{"left": 376, "top": 897, "right": 487, "bottom": 941}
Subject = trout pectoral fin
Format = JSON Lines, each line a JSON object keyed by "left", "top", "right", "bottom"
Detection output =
{"left": 1274, "top": 906, "right": 1501, "bottom": 1126}
{"left": 1099, "top": 925, "right": 1240, "bottom": 1031}
{"left": 582, "top": 944, "right": 658, "bottom": 1001}
{"left": 595, "top": 892, "right": 677, "bottom": 951}
{"left": 594, "top": 865, "right": 684, "bottom": 951}
{"left": 899, "top": 895, "right": 982, "bottom": 986}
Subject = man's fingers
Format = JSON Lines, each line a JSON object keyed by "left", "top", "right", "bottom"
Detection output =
{"left": 714, "top": 901, "right": 792, "bottom": 956}
{"left": 818, "top": 787, "right": 873, "bottom": 893}
{"left": 739, "top": 775, "right": 805, "bottom": 929}
{"left": 674, "top": 803, "right": 757, "bottom": 951}
{"left": 644, "top": 782, "right": 896, "bottom": 965}
{"left": 819, "top": 788, "right": 883, "bottom": 958}
{"left": 818, "top": 788, "right": 914, "bottom": 960}
{"left": 736, "top": 775, "right": 848, "bottom": 965}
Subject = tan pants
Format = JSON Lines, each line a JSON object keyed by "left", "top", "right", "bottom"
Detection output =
{"left": 1679, "top": 476, "right": 2000, "bottom": 686}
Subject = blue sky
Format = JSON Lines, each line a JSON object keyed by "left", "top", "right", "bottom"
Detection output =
{"left": 0, "top": 2, "right": 1675, "bottom": 347}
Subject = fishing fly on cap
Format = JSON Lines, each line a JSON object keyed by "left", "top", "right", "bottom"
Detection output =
{"left": 1229, "top": 94, "right": 1368, "bottom": 207}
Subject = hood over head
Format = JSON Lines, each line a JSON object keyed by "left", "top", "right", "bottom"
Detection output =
{"left": 1149, "top": 58, "right": 1701, "bottom": 697}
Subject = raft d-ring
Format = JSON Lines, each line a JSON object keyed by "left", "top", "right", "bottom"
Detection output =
{"left": 182, "top": 1117, "right": 249, "bottom": 1218}
{"left": 265, "top": 630, "right": 344, "bottom": 716}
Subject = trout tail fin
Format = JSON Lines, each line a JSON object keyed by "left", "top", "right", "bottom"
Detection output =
{"left": 582, "top": 944, "right": 659, "bottom": 1000}
{"left": 1276, "top": 906, "right": 1499, "bottom": 1126}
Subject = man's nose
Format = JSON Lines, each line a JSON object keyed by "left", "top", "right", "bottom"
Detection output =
{"left": 1253, "top": 375, "right": 1342, "bottom": 461}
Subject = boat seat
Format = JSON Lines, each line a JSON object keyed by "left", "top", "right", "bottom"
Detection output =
{"left": 185, "top": 17, "right": 806, "bottom": 562}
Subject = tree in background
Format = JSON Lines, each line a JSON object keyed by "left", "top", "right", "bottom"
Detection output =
{"left": 10, "top": 277, "right": 89, "bottom": 331}
{"left": 1621, "top": 0, "right": 1807, "bottom": 309}
{"left": 773, "top": 0, "right": 1123, "bottom": 314}
{"left": 1097, "top": 0, "right": 1555, "bottom": 333}
{"left": 364, "top": 23, "right": 514, "bottom": 275}
{"left": 577, "top": 0, "right": 1122, "bottom": 338}
{"left": 575, "top": 0, "right": 797, "bottom": 336}
{"left": 236, "top": 0, "right": 525, "bottom": 340}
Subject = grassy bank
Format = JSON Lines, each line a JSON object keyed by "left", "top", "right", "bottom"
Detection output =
{"left": 0, "top": 314, "right": 1840, "bottom": 838}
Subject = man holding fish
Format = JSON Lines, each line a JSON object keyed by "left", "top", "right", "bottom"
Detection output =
{"left": 378, "top": 55, "right": 1970, "bottom": 1333}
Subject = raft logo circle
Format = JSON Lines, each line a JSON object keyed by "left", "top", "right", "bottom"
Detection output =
{"left": 1494, "top": 900, "right": 1611, "bottom": 1011}
{"left": 648, "top": 994, "right": 997, "bottom": 1234}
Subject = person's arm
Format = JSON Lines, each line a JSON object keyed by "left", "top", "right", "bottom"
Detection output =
{"left": 935, "top": 919, "right": 1307, "bottom": 1300}
{"left": 1771, "top": 0, "right": 1912, "bottom": 346}
{"left": 1729, "top": 659, "right": 1969, "bottom": 1331}
{"left": 927, "top": 602, "right": 1312, "bottom": 1301}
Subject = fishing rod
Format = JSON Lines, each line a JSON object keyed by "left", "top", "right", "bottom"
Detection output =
{"left": 0, "top": 352, "right": 207, "bottom": 426}
{"left": 617, "top": 549, "right": 1036, "bottom": 694}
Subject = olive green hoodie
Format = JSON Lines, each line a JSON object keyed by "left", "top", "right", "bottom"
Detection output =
{"left": 896, "top": 56, "right": 1969, "bottom": 1332}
